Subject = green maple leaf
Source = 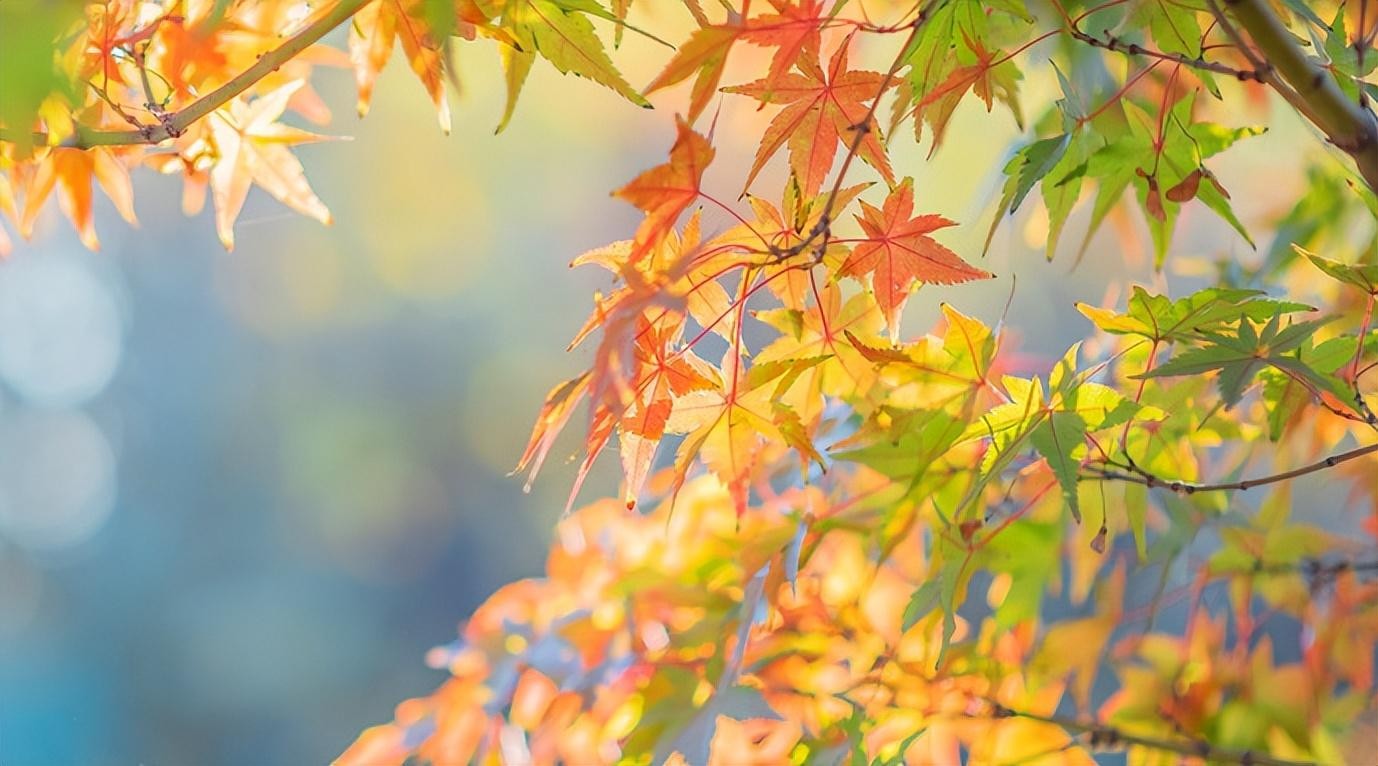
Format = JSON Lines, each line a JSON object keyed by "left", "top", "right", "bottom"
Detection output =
{"left": 1033, "top": 344, "right": 1155, "bottom": 522}
{"left": 1078, "top": 285, "right": 1313, "bottom": 343}
{"left": 1029, "top": 410, "right": 1090, "bottom": 522}
{"left": 1130, "top": 0, "right": 1205, "bottom": 58}
{"left": 492, "top": 0, "right": 649, "bottom": 131}
{"left": 1296, "top": 245, "right": 1378, "bottom": 295}
{"left": 1137, "top": 313, "right": 1334, "bottom": 405}
{"left": 1060, "top": 94, "right": 1263, "bottom": 265}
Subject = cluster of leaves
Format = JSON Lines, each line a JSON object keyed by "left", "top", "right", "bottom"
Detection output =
{"left": 6, "top": 0, "right": 1378, "bottom": 764}
{"left": 0, "top": 0, "right": 656, "bottom": 250}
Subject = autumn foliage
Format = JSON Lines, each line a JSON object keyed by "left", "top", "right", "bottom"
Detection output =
{"left": 5, "top": 0, "right": 1378, "bottom": 763}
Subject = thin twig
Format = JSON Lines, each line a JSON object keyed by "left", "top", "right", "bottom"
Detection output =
{"left": 1068, "top": 26, "right": 1266, "bottom": 81}
{"left": 983, "top": 702, "right": 1315, "bottom": 766}
{"left": 1082, "top": 442, "right": 1378, "bottom": 494}
{"left": 1205, "top": 0, "right": 1321, "bottom": 124}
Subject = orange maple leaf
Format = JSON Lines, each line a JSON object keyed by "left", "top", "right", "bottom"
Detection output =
{"left": 644, "top": 20, "right": 744, "bottom": 123}
{"left": 726, "top": 43, "right": 892, "bottom": 196}
{"left": 515, "top": 370, "right": 593, "bottom": 493}
{"left": 741, "top": 0, "right": 826, "bottom": 93}
{"left": 614, "top": 117, "right": 714, "bottom": 266}
{"left": 522, "top": 215, "right": 722, "bottom": 512}
{"left": 20, "top": 146, "right": 137, "bottom": 251}
{"left": 618, "top": 317, "right": 717, "bottom": 507}
{"left": 840, "top": 179, "right": 990, "bottom": 334}
{"left": 349, "top": 0, "right": 455, "bottom": 132}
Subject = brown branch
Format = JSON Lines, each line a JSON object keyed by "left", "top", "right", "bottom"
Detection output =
{"left": 1068, "top": 27, "right": 1267, "bottom": 81}
{"left": 1082, "top": 441, "right": 1378, "bottom": 494}
{"left": 1241, "top": 556, "right": 1378, "bottom": 586}
{"left": 1204, "top": 0, "right": 1324, "bottom": 125}
{"left": 1223, "top": 0, "right": 1378, "bottom": 194}
{"left": 0, "top": 0, "right": 371, "bottom": 149}
{"left": 983, "top": 702, "right": 1316, "bottom": 766}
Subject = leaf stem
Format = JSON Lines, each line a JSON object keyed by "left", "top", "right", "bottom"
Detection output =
{"left": 1351, "top": 292, "right": 1376, "bottom": 383}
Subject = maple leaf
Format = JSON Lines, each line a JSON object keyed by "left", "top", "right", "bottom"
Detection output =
{"left": 726, "top": 43, "right": 892, "bottom": 197}
{"left": 1297, "top": 245, "right": 1378, "bottom": 296}
{"left": 912, "top": 33, "right": 1021, "bottom": 153}
{"left": 493, "top": 0, "right": 650, "bottom": 132}
{"left": 349, "top": 0, "right": 454, "bottom": 132}
{"left": 667, "top": 349, "right": 783, "bottom": 518}
{"left": 515, "top": 367, "right": 622, "bottom": 516}
{"left": 741, "top": 0, "right": 826, "bottom": 93}
{"left": 754, "top": 281, "right": 884, "bottom": 423}
{"left": 618, "top": 317, "right": 717, "bottom": 507}
{"left": 20, "top": 146, "right": 137, "bottom": 250}
{"left": 839, "top": 179, "right": 991, "bottom": 334}
{"left": 73, "top": 0, "right": 142, "bottom": 91}
{"left": 1076, "top": 286, "right": 1313, "bottom": 344}
{"left": 613, "top": 117, "right": 714, "bottom": 265}
{"left": 201, "top": 82, "right": 335, "bottom": 250}
{"left": 550, "top": 216, "right": 728, "bottom": 510}
{"left": 1028, "top": 344, "right": 1151, "bottom": 524}
{"left": 644, "top": 20, "right": 743, "bottom": 123}
{"left": 1137, "top": 313, "right": 1336, "bottom": 406}
{"left": 152, "top": 16, "right": 233, "bottom": 101}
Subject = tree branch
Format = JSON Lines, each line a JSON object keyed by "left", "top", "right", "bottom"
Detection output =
{"left": 1224, "top": 0, "right": 1378, "bottom": 194}
{"left": 1205, "top": 0, "right": 1323, "bottom": 126}
{"left": 984, "top": 702, "right": 1316, "bottom": 766}
{"left": 1082, "top": 441, "right": 1378, "bottom": 494}
{"left": 1068, "top": 27, "right": 1267, "bottom": 82}
{"left": 1242, "top": 556, "right": 1378, "bottom": 586}
{"left": 0, "top": 0, "right": 371, "bottom": 149}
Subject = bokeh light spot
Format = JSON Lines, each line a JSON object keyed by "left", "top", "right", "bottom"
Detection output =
{"left": 0, "top": 254, "right": 123, "bottom": 407}
{"left": 0, "top": 409, "right": 116, "bottom": 551}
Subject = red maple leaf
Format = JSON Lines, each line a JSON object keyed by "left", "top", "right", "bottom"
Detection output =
{"left": 726, "top": 42, "right": 893, "bottom": 196}
{"left": 840, "top": 179, "right": 991, "bottom": 333}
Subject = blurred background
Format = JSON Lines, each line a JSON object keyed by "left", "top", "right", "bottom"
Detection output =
{"left": 0, "top": 16, "right": 1315, "bottom": 765}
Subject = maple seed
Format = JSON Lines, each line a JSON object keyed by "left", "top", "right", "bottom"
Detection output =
{"left": 1090, "top": 526, "right": 1107, "bottom": 553}
{"left": 1166, "top": 170, "right": 1202, "bottom": 202}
